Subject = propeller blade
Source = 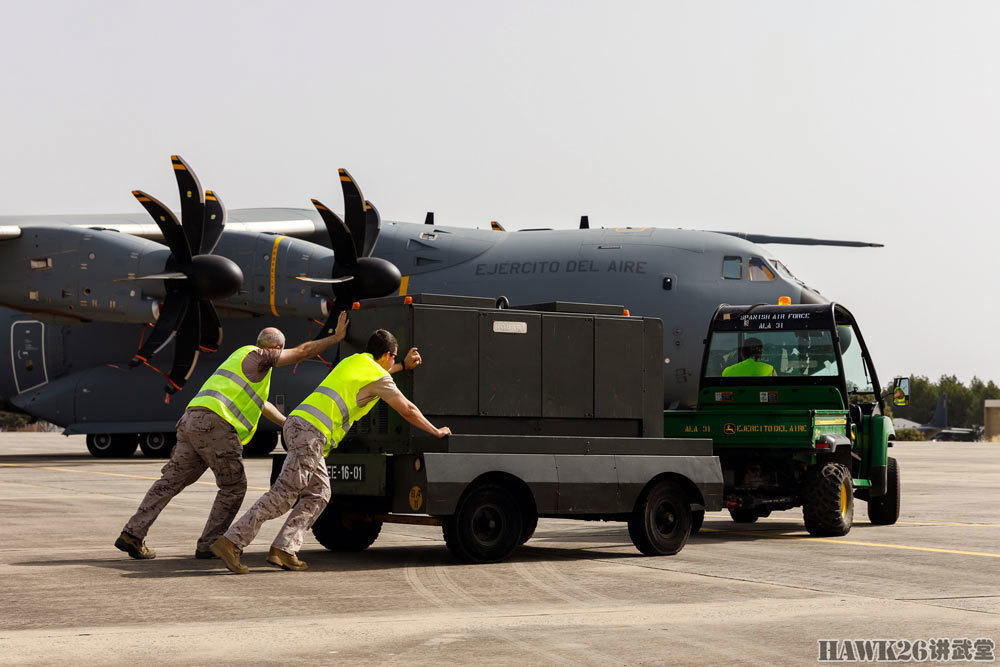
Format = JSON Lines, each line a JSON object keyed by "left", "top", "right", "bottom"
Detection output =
{"left": 130, "top": 289, "right": 190, "bottom": 365}
{"left": 362, "top": 200, "right": 380, "bottom": 257}
{"left": 132, "top": 190, "right": 193, "bottom": 263}
{"left": 171, "top": 155, "right": 205, "bottom": 255}
{"left": 113, "top": 272, "right": 187, "bottom": 282}
{"left": 198, "top": 299, "right": 222, "bottom": 352}
{"left": 295, "top": 275, "right": 355, "bottom": 284}
{"left": 424, "top": 212, "right": 434, "bottom": 225}
{"left": 580, "top": 215, "right": 589, "bottom": 230}
{"left": 338, "top": 168, "right": 367, "bottom": 257}
{"left": 165, "top": 300, "right": 202, "bottom": 393}
{"left": 491, "top": 220, "right": 505, "bottom": 231}
{"left": 311, "top": 199, "right": 358, "bottom": 268}
{"left": 201, "top": 189, "right": 226, "bottom": 254}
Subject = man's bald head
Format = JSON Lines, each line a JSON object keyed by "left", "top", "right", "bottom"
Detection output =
{"left": 257, "top": 327, "right": 285, "bottom": 349}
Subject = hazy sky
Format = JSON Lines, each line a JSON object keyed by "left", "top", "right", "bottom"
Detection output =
{"left": 2, "top": 1, "right": 997, "bottom": 384}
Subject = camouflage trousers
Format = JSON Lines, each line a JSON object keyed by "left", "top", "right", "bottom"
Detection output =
{"left": 224, "top": 416, "right": 331, "bottom": 554}
{"left": 123, "top": 408, "right": 247, "bottom": 551}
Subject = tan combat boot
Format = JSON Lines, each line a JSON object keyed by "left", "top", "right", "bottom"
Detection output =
{"left": 114, "top": 531, "right": 156, "bottom": 560}
{"left": 266, "top": 547, "right": 308, "bottom": 571}
{"left": 210, "top": 537, "right": 248, "bottom": 574}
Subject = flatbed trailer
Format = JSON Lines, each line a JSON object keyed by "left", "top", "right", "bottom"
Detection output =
{"left": 272, "top": 294, "right": 723, "bottom": 563}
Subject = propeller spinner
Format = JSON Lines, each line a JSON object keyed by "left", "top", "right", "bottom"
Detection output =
{"left": 124, "top": 156, "right": 243, "bottom": 395}
{"left": 297, "top": 169, "right": 401, "bottom": 336}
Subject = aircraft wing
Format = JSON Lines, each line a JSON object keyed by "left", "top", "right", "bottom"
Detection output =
{"left": 712, "top": 232, "right": 884, "bottom": 248}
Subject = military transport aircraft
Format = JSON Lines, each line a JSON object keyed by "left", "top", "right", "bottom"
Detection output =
{"left": 0, "top": 156, "right": 882, "bottom": 458}
{"left": 918, "top": 395, "right": 978, "bottom": 441}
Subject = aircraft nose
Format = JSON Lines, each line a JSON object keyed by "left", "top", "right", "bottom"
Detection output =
{"left": 799, "top": 286, "right": 829, "bottom": 304}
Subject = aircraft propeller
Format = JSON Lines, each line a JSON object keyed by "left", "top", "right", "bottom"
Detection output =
{"left": 297, "top": 168, "right": 402, "bottom": 336}
{"left": 122, "top": 155, "right": 243, "bottom": 395}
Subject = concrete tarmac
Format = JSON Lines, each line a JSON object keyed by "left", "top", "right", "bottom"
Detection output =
{"left": 0, "top": 434, "right": 997, "bottom": 666}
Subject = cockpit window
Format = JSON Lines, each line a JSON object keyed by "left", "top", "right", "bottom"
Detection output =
{"left": 722, "top": 256, "right": 742, "bottom": 280}
{"left": 748, "top": 257, "right": 775, "bottom": 281}
{"left": 704, "top": 330, "right": 839, "bottom": 378}
{"left": 771, "top": 259, "right": 796, "bottom": 280}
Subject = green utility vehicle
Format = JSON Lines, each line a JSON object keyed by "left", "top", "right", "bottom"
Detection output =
{"left": 662, "top": 303, "right": 907, "bottom": 537}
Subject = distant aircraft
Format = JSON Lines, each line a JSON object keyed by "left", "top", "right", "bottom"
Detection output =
{"left": 0, "top": 156, "right": 885, "bottom": 456}
{"left": 919, "top": 395, "right": 978, "bottom": 441}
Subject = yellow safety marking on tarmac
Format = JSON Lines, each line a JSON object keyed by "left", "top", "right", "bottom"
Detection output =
{"left": 268, "top": 235, "right": 286, "bottom": 316}
{"left": 700, "top": 527, "right": 1000, "bottom": 558}
{"left": 705, "top": 513, "right": 1000, "bottom": 528}
{"left": 0, "top": 463, "right": 269, "bottom": 491}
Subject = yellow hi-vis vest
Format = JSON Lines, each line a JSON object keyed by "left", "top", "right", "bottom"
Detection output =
{"left": 722, "top": 358, "right": 775, "bottom": 377}
{"left": 290, "top": 353, "right": 389, "bottom": 455}
{"left": 187, "top": 345, "right": 272, "bottom": 444}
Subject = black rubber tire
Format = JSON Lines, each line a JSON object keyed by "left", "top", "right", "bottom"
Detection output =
{"left": 311, "top": 503, "right": 383, "bottom": 551}
{"left": 690, "top": 510, "right": 705, "bottom": 536}
{"left": 628, "top": 480, "right": 692, "bottom": 556}
{"left": 447, "top": 483, "right": 522, "bottom": 563}
{"left": 728, "top": 508, "right": 760, "bottom": 524}
{"left": 139, "top": 432, "right": 176, "bottom": 458}
{"left": 86, "top": 433, "right": 137, "bottom": 458}
{"left": 802, "top": 462, "right": 854, "bottom": 537}
{"left": 518, "top": 512, "right": 539, "bottom": 545}
{"left": 243, "top": 431, "right": 278, "bottom": 458}
{"left": 867, "top": 457, "right": 900, "bottom": 525}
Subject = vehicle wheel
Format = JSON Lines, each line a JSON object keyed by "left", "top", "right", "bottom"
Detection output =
{"left": 628, "top": 479, "right": 692, "bottom": 556}
{"left": 447, "top": 483, "right": 522, "bottom": 563}
{"left": 86, "top": 433, "right": 137, "bottom": 458}
{"left": 802, "top": 462, "right": 854, "bottom": 537}
{"left": 728, "top": 508, "right": 759, "bottom": 524}
{"left": 518, "top": 512, "right": 538, "bottom": 545}
{"left": 311, "top": 503, "right": 383, "bottom": 551}
{"left": 243, "top": 431, "right": 277, "bottom": 458}
{"left": 690, "top": 510, "right": 705, "bottom": 536}
{"left": 867, "top": 457, "right": 900, "bottom": 525}
{"left": 139, "top": 432, "right": 176, "bottom": 458}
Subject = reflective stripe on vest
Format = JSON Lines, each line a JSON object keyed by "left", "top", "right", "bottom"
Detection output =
{"left": 187, "top": 345, "right": 272, "bottom": 444}
{"left": 290, "top": 352, "right": 389, "bottom": 455}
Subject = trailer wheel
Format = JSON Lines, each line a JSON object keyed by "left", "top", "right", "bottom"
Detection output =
{"left": 518, "top": 512, "right": 539, "bottom": 545}
{"left": 86, "top": 433, "right": 137, "bottom": 458}
{"left": 445, "top": 483, "right": 522, "bottom": 563}
{"left": 628, "top": 480, "right": 692, "bottom": 556}
{"left": 139, "top": 432, "right": 176, "bottom": 458}
{"left": 867, "top": 457, "right": 900, "bottom": 525}
{"left": 690, "top": 510, "right": 705, "bottom": 536}
{"left": 802, "top": 462, "right": 854, "bottom": 537}
{"left": 243, "top": 431, "right": 277, "bottom": 458}
{"left": 311, "top": 504, "right": 382, "bottom": 551}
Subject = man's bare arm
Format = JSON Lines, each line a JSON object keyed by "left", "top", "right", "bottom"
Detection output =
{"left": 276, "top": 311, "right": 348, "bottom": 367}
{"left": 383, "top": 392, "right": 450, "bottom": 438}
{"left": 261, "top": 401, "right": 286, "bottom": 427}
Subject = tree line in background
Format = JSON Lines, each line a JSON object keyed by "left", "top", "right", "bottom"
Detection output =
{"left": 886, "top": 375, "right": 1000, "bottom": 429}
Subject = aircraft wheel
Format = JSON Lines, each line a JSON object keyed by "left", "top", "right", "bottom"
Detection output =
{"left": 628, "top": 479, "right": 691, "bottom": 556}
{"left": 802, "top": 463, "right": 854, "bottom": 537}
{"left": 139, "top": 432, "right": 176, "bottom": 458}
{"left": 243, "top": 431, "right": 277, "bottom": 458}
{"left": 311, "top": 502, "right": 382, "bottom": 551}
{"left": 86, "top": 433, "right": 138, "bottom": 458}
{"left": 445, "top": 483, "right": 522, "bottom": 563}
{"left": 867, "top": 457, "right": 900, "bottom": 525}
{"left": 518, "top": 512, "right": 538, "bottom": 545}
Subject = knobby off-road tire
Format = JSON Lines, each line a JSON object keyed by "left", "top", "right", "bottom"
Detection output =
{"left": 311, "top": 504, "right": 383, "bottom": 552}
{"left": 867, "top": 456, "right": 900, "bottom": 525}
{"left": 444, "top": 483, "right": 523, "bottom": 563}
{"left": 86, "top": 433, "right": 138, "bottom": 458}
{"left": 628, "top": 480, "right": 692, "bottom": 556}
{"left": 802, "top": 462, "right": 854, "bottom": 537}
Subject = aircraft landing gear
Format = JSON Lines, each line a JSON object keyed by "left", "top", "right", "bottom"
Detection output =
{"left": 86, "top": 433, "right": 138, "bottom": 458}
{"left": 139, "top": 432, "right": 177, "bottom": 458}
